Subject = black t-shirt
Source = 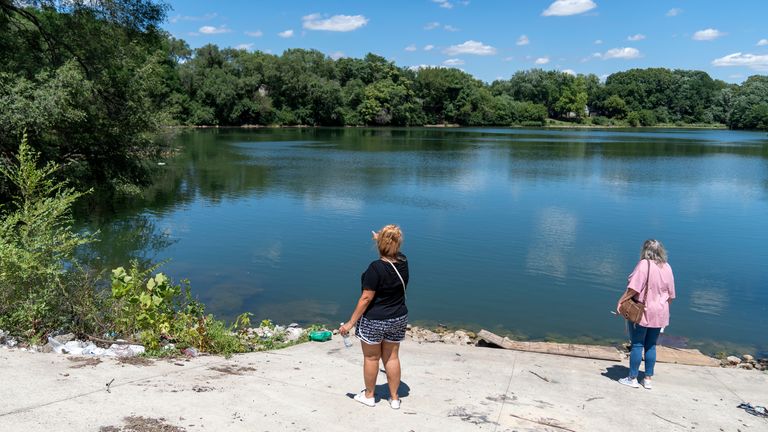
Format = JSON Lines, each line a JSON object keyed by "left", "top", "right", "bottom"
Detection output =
{"left": 361, "top": 254, "right": 409, "bottom": 320}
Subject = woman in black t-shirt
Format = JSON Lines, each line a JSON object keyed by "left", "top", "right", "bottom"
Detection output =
{"left": 339, "top": 224, "right": 409, "bottom": 410}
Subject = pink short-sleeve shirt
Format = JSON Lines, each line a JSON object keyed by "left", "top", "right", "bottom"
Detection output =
{"left": 627, "top": 259, "right": 676, "bottom": 328}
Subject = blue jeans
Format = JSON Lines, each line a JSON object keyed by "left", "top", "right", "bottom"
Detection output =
{"left": 627, "top": 321, "right": 661, "bottom": 379}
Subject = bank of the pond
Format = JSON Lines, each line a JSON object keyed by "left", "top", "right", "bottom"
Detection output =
{"left": 2, "top": 323, "right": 764, "bottom": 371}
{"left": 1, "top": 331, "right": 767, "bottom": 432}
{"left": 164, "top": 121, "right": 731, "bottom": 130}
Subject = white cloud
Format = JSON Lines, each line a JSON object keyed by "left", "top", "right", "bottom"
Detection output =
{"left": 542, "top": 0, "right": 597, "bottom": 17}
{"left": 757, "top": 39, "right": 768, "bottom": 46}
{"left": 627, "top": 34, "right": 645, "bottom": 41}
{"left": 408, "top": 64, "right": 441, "bottom": 71}
{"left": 601, "top": 47, "right": 641, "bottom": 59}
{"left": 693, "top": 28, "right": 726, "bottom": 41}
{"left": 301, "top": 14, "right": 368, "bottom": 32}
{"left": 424, "top": 44, "right": 435, "bottom": 51}
{"left": 444, "top": 40, "right": 497, "bottom": 56}
{"left": 443, "top": 58, "right": 465, "bottom": 66}
{"left": 594, "top": 39, "right": 603, "bottom": 45}
{"left": 562, "top": 68, "right": 576, "bottom": 75}
{"left": 433, "top": 0, "right": 453, "bottom": 9}
{"left": 444, "top": 24, "right": 459, "bottom": 32}
{"left": 666, "top": 8, "right": 682, "bottom": 17}
{"left": 245, "top": 30, "right": 263, "bottom": 37}
{"left": 199, "top": 25, "right": 231, "bottom": 35}
{"left": 535, "top": 57, "right": 550, "bottom": 65}
{"left": 712, "top": 52, "right": 768, "bottom": 70}
{"left": 503, "top": 56, "right": 514, "bottom": 61}
{"left": 405, "top": 44, "right": 417, "bottom": 52}
{"left": 235, "top": 43, "right": 254, "bottom": 51}
{"left": 424, "top": 22, "right": 440, "bottom": 30}
{"left": 170, "top": 13, "right": 218, "bottom": 24}
{"left": 329, "top": 51, "right": 345, "bottom": 60}
{"left": 516, "top": 35, "right": 530, "bottom": 46}
{"left": 278, "top": 29, "right": 294, "bottom": 38}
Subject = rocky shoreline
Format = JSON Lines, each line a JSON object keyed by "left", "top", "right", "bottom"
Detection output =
{"left": 2, "top": 324, "right": 765, "bottom": 371}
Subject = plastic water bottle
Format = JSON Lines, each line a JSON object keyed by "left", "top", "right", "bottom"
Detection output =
{"left": 341, "top": 323, "right": 353, "bottom": 348}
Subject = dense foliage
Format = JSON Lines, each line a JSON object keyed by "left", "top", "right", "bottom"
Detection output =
{"left": 0, "top": 133, "right": 96, "bottom": 337}
{"left": 0, "top": 0, "right": 174, "bottom": 198}
{"left": 163, "top": 46, "right": 768, "bottom": 131}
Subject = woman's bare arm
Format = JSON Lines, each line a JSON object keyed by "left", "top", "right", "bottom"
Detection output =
{"left": 339, "top": 290, "right": 375, "bottom": 335}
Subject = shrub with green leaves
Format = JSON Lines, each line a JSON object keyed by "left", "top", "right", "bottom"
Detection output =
{"left": 110, "top": 262, "right": 180, "bottom": 349}
{"left": 108, "top": 261, "right": 247, "bottom": 354}
{"left": 0, "top": 133, "right": 95, "bottom": 337}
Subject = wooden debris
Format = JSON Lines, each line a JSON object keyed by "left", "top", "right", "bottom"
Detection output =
{"left": 477, "top": 330, "right": 623, "bottom": 362}
{"left": 476, "top": 330, "right": 720, "bottom": 367}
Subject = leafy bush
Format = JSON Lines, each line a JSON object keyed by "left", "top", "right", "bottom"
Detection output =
{"left": 108, "top": 261, "right": 247, "bottom": 354}
{"left": 637, "top": 110, "right": 658, "bottom": 126}
{"left": 0, "top": 133, "right": 96, "bottom": 337}
{"left": 110, "top": 262, "right": 179, "bottom": 349}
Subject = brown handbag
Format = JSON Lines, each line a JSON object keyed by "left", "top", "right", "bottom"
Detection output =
{"left": 619, "top": 259, "right": 651, "bottom": 324}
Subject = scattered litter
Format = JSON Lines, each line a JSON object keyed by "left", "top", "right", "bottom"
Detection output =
{"left": 108, "top": 344, "right": 145, "bottom": 357}
{"left": 738, "top": 403, "right": 768, "bottom": 418}
{"left": 285, "top": 327, "right": 303, "bottom": 341}
{"left": 529, "top": 370, "right": 551, "bottom": 383}
{"left": 182, "top": 347, "right": 199, "bottom": 358}
{"left": 308, "top": 330, "right": 332, "bottom": 342}
{"left": 105, "top": 378, "right": 115, "bottom": 393}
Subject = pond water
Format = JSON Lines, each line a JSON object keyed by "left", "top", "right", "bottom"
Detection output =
{"left": 82, "top": 128, "right": 768, "bottom": 354}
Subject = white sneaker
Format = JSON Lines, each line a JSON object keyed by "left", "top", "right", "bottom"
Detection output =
{"left": 354, "top": 390, "right": 376, "bottom": 407}
{"left": 618, "top": 377, "right": 640, "bottom": 388}
{"left": 641, "top": 379, "right": 652, "bottom": 390}
{"left": 389, "top": 399, "right": 401, "bottom": 410}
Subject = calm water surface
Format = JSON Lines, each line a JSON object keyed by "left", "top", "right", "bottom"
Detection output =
{"left": 82, "top": 128, "right": 768, "bottom": 354}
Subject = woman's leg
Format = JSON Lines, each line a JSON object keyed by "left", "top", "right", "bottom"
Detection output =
{"left": 381, "top": 341, "right": 401, "bottom": 401}
{"left": 628, "top": 321, "right": 646, "bottom": 379}
{"left": 642, "top": 327, "right": 662, "bottom": 377}
{"left": 361, "top": 342, "right": 381, "bottom": 398}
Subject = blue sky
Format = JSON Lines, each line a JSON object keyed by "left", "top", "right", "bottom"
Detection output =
{"left": 163, "top": 0, "right": 768, "bottom": 83}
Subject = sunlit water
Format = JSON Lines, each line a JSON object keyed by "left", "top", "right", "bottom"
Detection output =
{"left": 81, "top": 128, "right": 768, "bottom": 355}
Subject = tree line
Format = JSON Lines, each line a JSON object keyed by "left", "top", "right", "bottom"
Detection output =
{"left": 1, "top": 1, "right": 767, "bottom": 197}
{"left": 160, "top": 44, "right": 768, "bottom": 130}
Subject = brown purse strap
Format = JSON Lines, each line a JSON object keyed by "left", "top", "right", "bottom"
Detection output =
{"left": 639, "top": 259, "right": 651, "bottom": 305}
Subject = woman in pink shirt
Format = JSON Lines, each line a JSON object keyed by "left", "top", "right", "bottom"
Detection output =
{"left": 615, "top": 239, "right": 676, "bottom": 390}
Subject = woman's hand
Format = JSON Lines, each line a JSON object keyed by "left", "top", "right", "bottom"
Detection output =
{"left": 371, "top": 230, "right": 378, "bottom": 241}
{"left": 339, "top": 321, "right": 353, "bottom": 336}
{"left": 616, "top": 302, "right": 623, "bottom": 316}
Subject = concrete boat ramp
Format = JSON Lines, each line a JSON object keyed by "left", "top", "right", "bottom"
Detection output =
{"left": 0, "top": 339, "right": 765, "bottom": 431}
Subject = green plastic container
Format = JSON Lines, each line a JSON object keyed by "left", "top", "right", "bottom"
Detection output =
{"left": 308, "top": 330, "right": 333, "bottom": 342}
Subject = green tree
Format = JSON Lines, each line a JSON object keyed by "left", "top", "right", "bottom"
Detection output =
{"left": 0, "top": 133, "right": 95, "bottom": 336}
{"left": 602, "top": 95, "right": 628, "bottom": 119}
{"left": 0, "top": 0, "right": 172, "bottom": 198}
{"left": 554, "top": 76, "right": 588, "bottom": 119}
{"left": 728, "top": 76, "right": 768, "bottom": 130}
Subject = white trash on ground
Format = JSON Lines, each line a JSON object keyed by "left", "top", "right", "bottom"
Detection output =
{"left": 107, "top": 343, "right": 145, "bottom": 357}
